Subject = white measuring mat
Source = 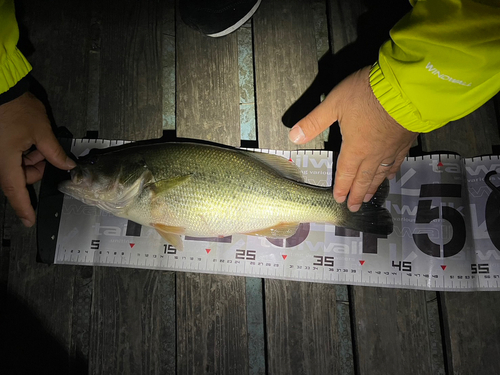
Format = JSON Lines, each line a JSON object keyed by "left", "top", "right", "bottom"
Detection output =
{"left": 53, "top": 139, "right": 500, "bottom": 291}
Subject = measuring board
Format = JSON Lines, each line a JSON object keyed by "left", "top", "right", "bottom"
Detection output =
{"left": 37, "top": 139, "right": 500, "bottom": 291}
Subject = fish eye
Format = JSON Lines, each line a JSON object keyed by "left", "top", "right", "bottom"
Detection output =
{"left": 81, "top": 155, "right": 99, "bottom": 166}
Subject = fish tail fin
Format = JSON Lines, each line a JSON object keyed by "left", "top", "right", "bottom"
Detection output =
{"left": 337, "top": 179, "right": 393, "bottom": 235}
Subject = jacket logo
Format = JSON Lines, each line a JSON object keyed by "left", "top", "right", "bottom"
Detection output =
{"left": 426, "top": 62, "right": 472, "bottom": 87}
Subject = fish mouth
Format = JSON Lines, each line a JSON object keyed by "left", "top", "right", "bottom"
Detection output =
{"left": 58, "top": 179, "right": 100, "bottom": 206}
{"left": 58, "top": 166, "right": 148, "bottom": 213}
{"left": 58, "top": 167, "right": 101, "bottom": 205}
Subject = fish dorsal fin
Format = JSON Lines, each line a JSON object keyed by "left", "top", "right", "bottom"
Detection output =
{"left": 243, "top": 151, "right": 304, "bottom": 182}
{"left": 147, "top": 174, "right": 192, "bottom": 195}
{"left": 244, "top": 222, "right": 300, "bottom": 238}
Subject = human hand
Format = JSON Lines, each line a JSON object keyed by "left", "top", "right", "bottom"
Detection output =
{"left": 0, "top": 92, "right": 76, "bottom": 227}
{"left": 289, "top": 66, "right": 418, "bottom": 212}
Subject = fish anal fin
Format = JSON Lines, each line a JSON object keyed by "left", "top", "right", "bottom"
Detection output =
{"left": 151, "top": 223, "right": 185, "bottom": 251}
{"left": 244, "top": 222, "right": 300, "bottom": 238}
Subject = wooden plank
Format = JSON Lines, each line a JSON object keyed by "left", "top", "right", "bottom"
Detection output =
{"left": 253, "top": 1, "right": 352, "bottom": 373}
{"left": 264, "top": 280, "right": 353, "bottom": 374}
{"left": 89, "top": 269, "right": 176, "bottom": 374}
{"left": 0, "top": 194, "right": 8, "bottom": 292}
{"left": 326, "top": 0, "right": 445, "bottom": 373}
{"left": 176, "top": 273, "right": 249, "bottom": 374}
{"left": 421, "top": 102, "right": 500, "bottom": 374}
{"left": 3, "top": 1, "right": 93, "bottom": 373}
{"left": 5, "top": 208, "right": 77, "bottom": 373}
{"left": 16, "top": 0, "right": 92, "bottom": 138}
{"left": 351, "top": 288, "right": 443, "bottom": 374}
{"left": 97, "top": 0, "right": 163, "bottom": 142}
{"left": 420, "top": 100, "right": 500, "bottom": 156}
{"left": 162, "top": 0, "right": 176, "bottom": 131}
{"left": 441, "top": 292, "right": 500, "bottom": 374}
{"left": 175, "top": 7, "right": 251, "bottom": 374}
{"left": 87, "top": 1, "right": 176, "bottom": 374}
{"left": 253, "top": 0, "right": 323, "bottom": 151}
{"left": 176, "top": 10, "right": 240, "bottom": 145}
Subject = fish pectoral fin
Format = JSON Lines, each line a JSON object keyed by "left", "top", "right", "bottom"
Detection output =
{"left": 151, "top": 223, "right": 185, "bottom": 251}
{"left": 147, "top": 175, "right": 192, "bottom": 195}
{"left": 244, "top": 222, "right": 300, "bottom": 238}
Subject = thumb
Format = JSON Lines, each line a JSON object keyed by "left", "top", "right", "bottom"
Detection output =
{"left": 288, "top": 93, "right": 339, "bottom": 145}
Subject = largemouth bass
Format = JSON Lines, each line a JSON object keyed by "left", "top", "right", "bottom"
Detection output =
{"left": 59, "top": 142, "right": 393, "bottom": 250}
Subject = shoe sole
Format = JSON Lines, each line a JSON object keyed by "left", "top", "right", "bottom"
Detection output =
{"left": 207, "top": 0, "right": 262, "bottom": 37}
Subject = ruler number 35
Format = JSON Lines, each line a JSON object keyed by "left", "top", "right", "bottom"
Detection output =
{"left": 313, "top": 256, "right": 334, "bottom": 267}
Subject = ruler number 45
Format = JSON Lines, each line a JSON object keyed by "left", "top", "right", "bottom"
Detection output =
{"left": 392, "top": 260, "right": 412, "bottom": 272}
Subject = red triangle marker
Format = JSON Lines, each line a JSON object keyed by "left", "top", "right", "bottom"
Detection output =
{"left": 437, "top": 161, "right": 444, "bottom": 167}
{"left": 129, "top": 243, "right": 135, "bottom": 248}
{"left": 206, "top": 249, "right": 211, "bottom": 254}
{"left": 289, "top": 158, "right": 293, "bottom": 162}
{"left": 359, "top": 260, "right": 365, "bottom": 265}
{"left": 441, "top": 265, "right": 447, "bottom": 270}
{"left": 282, "top": 255, "right": 287, "bottom": 260}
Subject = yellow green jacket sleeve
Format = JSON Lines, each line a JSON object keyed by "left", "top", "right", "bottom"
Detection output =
{"left": 370, "top": 0, "right": 500, "bottom": 133}
{"left": 0, "top": 0, "right": 32, "bottom": 95}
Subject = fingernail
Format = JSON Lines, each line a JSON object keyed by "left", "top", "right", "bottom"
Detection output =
{"left": 363, "top": 193, "right": 373, "bottom": 202}
{"left": 21, "top": 218, "right": 33, "bottom": 227}
{"left": 66, "top": 157, "right": 77, "bottom": 169}
{"left": 289, "top": 125, "right": 306, "bottom": 144}
{"left": 335, "top": 195, "right": 346, "bottom": 204}
{"left": 349, "top": 204, "right": 361, "bottom": 212}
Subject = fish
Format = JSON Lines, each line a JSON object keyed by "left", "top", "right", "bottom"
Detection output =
{"left": 58, "top": 142, "right": 393, "bottom": 250}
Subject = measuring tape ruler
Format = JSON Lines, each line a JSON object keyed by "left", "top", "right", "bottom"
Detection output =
{"left": 51, "top": 139, "right": 500, "bottom": 291}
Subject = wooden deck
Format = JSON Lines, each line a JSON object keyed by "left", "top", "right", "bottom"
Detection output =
{"left": 1, "top": 0, "right": 499, "bottom": 373}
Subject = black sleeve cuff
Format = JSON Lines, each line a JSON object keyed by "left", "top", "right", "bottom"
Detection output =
{"left": 0, "top": 76, "right": 30, "bottom": 105}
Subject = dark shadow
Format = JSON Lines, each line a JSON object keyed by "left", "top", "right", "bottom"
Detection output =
{"left": 282, "top": 0, "right": 412, "bottom": 152}
{"left": 14, "top": 1, "right": 35, "bottom": 58}
{"left": 0, "top": 289, "right": 88, "bottom": 375}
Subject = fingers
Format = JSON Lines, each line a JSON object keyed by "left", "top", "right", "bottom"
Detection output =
{"left": 0, "top": 154, "right": 35, "bottom": 227}
{"left": 288, "top": 93, "right": 338, "bottom": 144}
{"left": 0, "top": 92, "right": 75, "bottom": 227}
{"left": 25, "top": 161, "right": 46, "bottom": 185}
{"left": 335, "top": 152, "right": 387, "bottom": 211}
{"left": 332, "top": 143, "right": 364, "bottom": 204}
{"left": 289, "top": 66, "right": 419, "bottom": 212}
{"left": 24, "top": 151, "right": 46, "bottom": 184}
{"left": 34, "top": 122, "right": 76, "bottom": 170}
{"left": 23, "top": 149, "right": 45, "bottom": 165}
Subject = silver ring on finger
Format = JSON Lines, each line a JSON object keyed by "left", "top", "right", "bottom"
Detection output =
{"left": 380, "top": 161, "right": 395, "bottom": 168}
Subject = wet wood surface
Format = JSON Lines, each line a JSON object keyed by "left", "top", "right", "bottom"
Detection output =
{"left": 1, "top": 0, "right": 499, "bottom": 374}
